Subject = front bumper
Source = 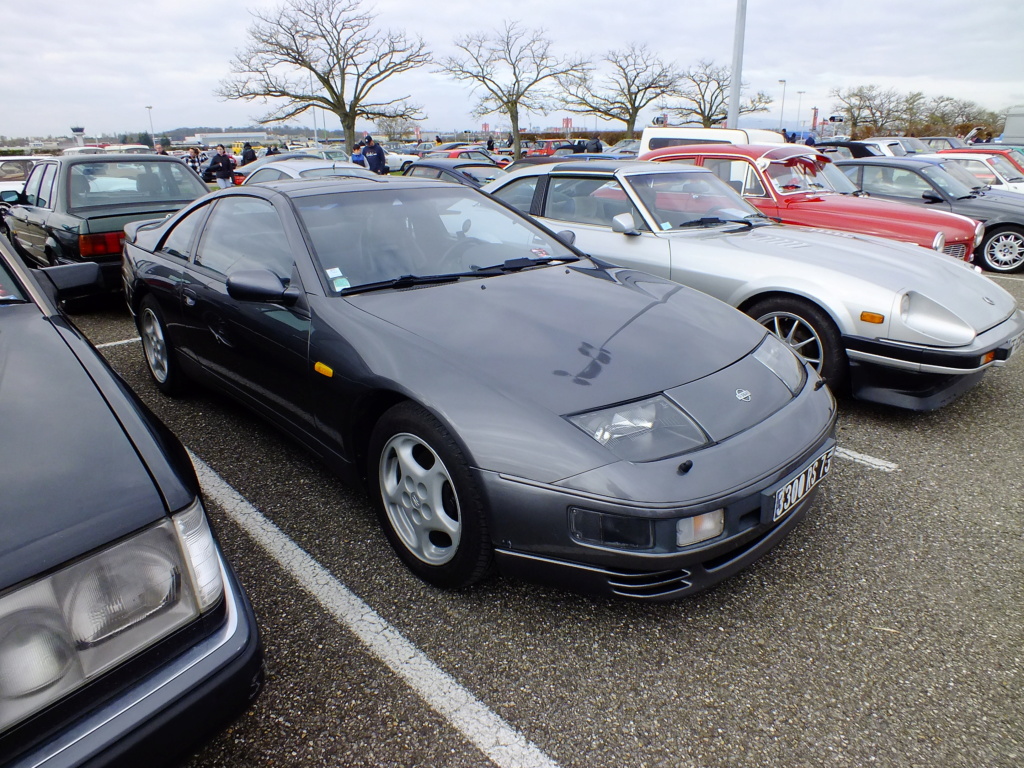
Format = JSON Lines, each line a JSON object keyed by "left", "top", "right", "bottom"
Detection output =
{"left": 5, "top": 555, "right": 263, "bottom": 768}
{"left": 843, "top": 309, "right": 1024, "bottom": 410}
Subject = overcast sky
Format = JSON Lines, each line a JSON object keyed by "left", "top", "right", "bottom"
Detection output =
{"left": 3, "top": 0, "right": 1023, "bottom": 140}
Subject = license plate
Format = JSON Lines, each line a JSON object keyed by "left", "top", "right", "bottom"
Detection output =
{"left": 768, "top": 447, "right": 835, "bottom": 522}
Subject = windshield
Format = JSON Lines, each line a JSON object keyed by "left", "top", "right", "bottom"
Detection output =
{"left": 0, "top": 259, "right": 26, "bottom": 302}
{"left": 294, "top": 186, "right": 577, "bottom": 292}
{"left": 919, "top": 165, "right": 975, "bottom": 198}
{"left": 457, "top": 165, "right": 508, "bottom": 184}
{"left": 936, "top": 161, "right": 988, "bottom": 190}
{"left": 989, "top": 155, "right": 1024, "bottom": 182}
{"left": 624, "top": 171, "right": 762, "bottom": 230}
{"left": 68, "top": 161, "right": 208, "bottom": 210}
{"left": 900, "top": 137, "right": 931, "bottom": 153}
{"left": 764, "top": 157, "right": 832, "bottom": 194}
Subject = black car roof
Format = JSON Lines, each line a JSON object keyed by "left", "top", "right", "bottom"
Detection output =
{"left": 238, "top": 175, "right": 452, "bottom": 198}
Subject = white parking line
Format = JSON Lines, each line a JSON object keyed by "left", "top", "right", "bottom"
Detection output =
{"left": 95, "top": 336, "right": 141, "bottom": 349}
{"left": 189, "top": 451, "right": 562, "bottom": 768}
{"left": 835, "top": 447, "right": 898, "bottom": 472}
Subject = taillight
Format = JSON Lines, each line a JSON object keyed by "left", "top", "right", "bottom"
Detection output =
{"left": 79, "top": 232, "right": 124, "bottom": 257}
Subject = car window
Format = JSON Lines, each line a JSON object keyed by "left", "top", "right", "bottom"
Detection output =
{"left": 456, "top": 165, "right": 507, "bottom": 185}
{"left": 701, "top": 158, "right": 767, "bottom": 197}
{"left": 35, "top": 164, "right": 58, "bottom": 209}
{"left": 161, "top": 204, "right": 209, "bottom": 259}
{"left": 195, "top": 197, "right": 293, "bottom": 279}
{"left": 545, "top": 176, "right": 646, "bottom": 228}
{"left": 68, "top": 161, "right": 208, "bottom": 210}
{"left": 858, "top": 165, "right": 931, "bottom": 198}
{"left": 246, "top": 167, "right": 287, "bottom": 184}
{"left": 408, "top": 167, "right": 443, "bottom": 179}
{"left": 950, "top": 159, "right": 998, "bottom": 185}
{"left": 990, "top": 155, "right": 1024, "bottom": 181}
{"left": 625, "top": 171, "right": 759, "bottom": 230}
{"left": 0, "top": 159, "right": 35, "bottom": 184}
{"left": 489, "top": 176, "right": 540, "bottom": 213}
{"left": 920, "top": 165, "right": 974, "bottom": 198}
{"left": 22, "top": 163, "right": 47, "bottom": 206}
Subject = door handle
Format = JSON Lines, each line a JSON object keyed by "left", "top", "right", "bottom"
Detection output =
{"left": 182, "top": 288, "right": 197, "bottom": 307}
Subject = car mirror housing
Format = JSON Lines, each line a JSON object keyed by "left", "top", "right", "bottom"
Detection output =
{"left": 555, "top": 229, "right": 576, "bottom": 247}
{"left": 227, "top": 269, "right": 299, "bottom": 305}
{"left": 922, "top": 190, "right": 944, "bottom": 203}
{"left": 611, "top": 213, "right": 640, "bottom": 236}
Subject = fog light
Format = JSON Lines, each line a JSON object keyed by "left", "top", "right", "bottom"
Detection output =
{"left": 569, "top": 508, "right": 654, "bottom": 550}
{"left": 676, "top": 510, "right": 724, "bottom": 547}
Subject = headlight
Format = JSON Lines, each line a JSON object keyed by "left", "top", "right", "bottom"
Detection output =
{"left": 975, "top": 222, "right": 985, "bottom": 247}
{"left": 897, "top": 291, "right": 975, "bottom": 345}
{"left": 566, "top": 395, "right": 708, "bottom": 462}
{"left": 753, "top": 333, "right": 807, "bottom": 395}
{"left": 931, "top": 231, "right": 945, "bottom": 252}
{"left": 0, "top": 500, "right": 223, "bottom": 733}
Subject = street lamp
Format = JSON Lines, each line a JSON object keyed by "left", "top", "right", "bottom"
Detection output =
{"left": 145, "top": 106, "right": 155, "bottom": 147}
{"left": 777, "top": 80, "right": 787, "bottom": 132}
{"left": 796, "top": 91, "right": 805, "bottom": 131}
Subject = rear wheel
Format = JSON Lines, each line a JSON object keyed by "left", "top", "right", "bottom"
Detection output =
{"left": 980, "top": 226, "right": 1024, "bottom": 272}
{"left": 369, "top": 402, "right": 492, "bottom": 589}
{"left": 748, "top": 296, "right": 847, "bottom": 391}
{"left": 137, "top": 295, "right": 186, "bottom": 395}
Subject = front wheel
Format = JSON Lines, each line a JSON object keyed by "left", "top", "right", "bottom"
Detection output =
{"left": 980, "top": 227, "right": 1024, "bottom": 272}
{"left": 369, "top": 402, "right": 492, "bottom": 589}
{"left": 137, "top": 295, "right": 186, "bottom": 395}
{"left": 747, "top": 296, "right": 847, "bottom": 392}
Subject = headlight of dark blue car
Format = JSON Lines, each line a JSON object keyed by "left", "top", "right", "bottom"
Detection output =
{"left": 0, "top": 500, "right": 223, "bottom": 732}
{"left": 753, "top": 332, "right": 808, "bottom": 394}
{"left": 566, "top": 395, "right": 709, "bottom": 462}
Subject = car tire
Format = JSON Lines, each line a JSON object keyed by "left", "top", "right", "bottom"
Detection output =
{"left": 369, "top": 402, "right": 493, "bottom": 589}
{"left": 137, "top": 295, "right": 186, "bottom": 396}
{"left": 980, "top": 226, "right": 1024, "bottom": 272}
{"left": 747, "top": 296, "right": 847, "bottom": 392}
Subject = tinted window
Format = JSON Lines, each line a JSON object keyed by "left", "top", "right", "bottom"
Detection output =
{"left": 407, "top": 167, "right": 443, "bottom": 179}
{"left": 246, "top": 167, "right": 287, "bottom": 184}
{"left": 68, "top": 160, "right": 208, "bottom": 210}
{"left": 161, "top": 204, "right": 209, "bottom": 259}
{"left": 195, "top": 197, "right": 292, "bottom": 279}
{"left": 858, "top": 165, "right": 932, "bottom": 197}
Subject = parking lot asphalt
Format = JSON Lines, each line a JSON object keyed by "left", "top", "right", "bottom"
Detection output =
{"left": 72, "top": 275, "right": 1024, "bottom": 768}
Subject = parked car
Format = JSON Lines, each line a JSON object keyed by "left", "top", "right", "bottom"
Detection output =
{"left": 423, "top": 147, "right": 511, "bottom": 167}
{"left": 0, "top": 154, "right": 209, "bottom": 289}
{"left": 815, "top": 140, "right": 885, "bottom": 160}
{"left": 835, "top": 155, "right": 1024, "bottom": 272}
{"left": 856, "top": 137, "right": 932, "bottom": 156}
{"left": 921, "top": 151, "right": 1024, "bottom": 194}
{"left": 380, "top": 147, "right": 419, "bottom": 173}
{"left": 639, "top": 143, "right": 982, "bottom": 262}
{"left": 526, "top": 139, "right": 576, "bottom": 157}
{"left": 402, "top": 158, "right": 508, "bottom": 187}
{"left": 937, "top": 145, "right": 1024, "bottom": 174}
{"left": 484, "top": 160, "right": 1023, "bottom": 410}
{"left": 0, "top": 237, "right": 263, "bottom": 766}
{"left": 603, "top": 139, "right": 641, "bottom": 156}
{"left": 241, "top": 157, "right": 378, "bottom": 185}
{"left": 122, "top": 175, "right": 840, "bottom": 600}
{"left": 639, "top": 126, "right": 785, "bottom": 155}
{"left": 921, "top": 136, "right": 971, "bottom": 150}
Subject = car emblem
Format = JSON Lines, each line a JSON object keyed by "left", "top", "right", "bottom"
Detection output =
{"left": 735, "top": 389, "right": 752, "bottom": 402}
{"left": 983, "top": 296, "right": 995, "bottom": 305}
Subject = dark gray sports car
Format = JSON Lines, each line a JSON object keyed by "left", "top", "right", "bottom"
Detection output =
{"left": 122, "top": 177, "right": 838, "bottom": 600}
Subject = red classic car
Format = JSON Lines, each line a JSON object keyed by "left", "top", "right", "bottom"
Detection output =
{"left": 937, "top": 146, "right": 1024, "bottom": 175}
{"left": 423, "top": 147, "right": 512, "bottom": 167}
{"left": 525, "top": 139, "right": 576, "bottom": 157}
{"left": 640, "top": 143, "right": 983, "bottom": 262}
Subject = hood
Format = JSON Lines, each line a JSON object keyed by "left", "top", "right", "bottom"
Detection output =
{"left": 952, "top": 189, "right": 1024, "bottom": 219}
{"left": 0, "top": 306, "right": 167, "bottom": 589}
{"left": 347, "top": 260, "right": 766, "bottom": 415}
{"left": 780, "top": 193, "right": 973, "bottom": 241}
{"left": 697, "top": 224, "right": 1017, "bottom": 334}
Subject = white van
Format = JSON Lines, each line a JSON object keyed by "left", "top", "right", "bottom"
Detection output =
{"left": 999, "top": 106, "right": 1024, "bottom": 144}
{"left": 639, "top": 126, "right": 785, "bottom": 156}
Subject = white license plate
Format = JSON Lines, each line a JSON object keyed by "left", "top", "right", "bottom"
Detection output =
{"left": 769, "top": 447, "right": 835, "bottom": 522}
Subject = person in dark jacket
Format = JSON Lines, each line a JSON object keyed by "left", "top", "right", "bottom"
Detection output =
{"left": 362, "top": 136, "right": 388, "bottom": 175}
{"left": 585, "top": 133, "right": 603, "bottom": 153}
{"left": 208, "top": 145, "right": 235, "bottom": 188}
{"left": 240, "top": 143, "right": 257, "bottom": 166}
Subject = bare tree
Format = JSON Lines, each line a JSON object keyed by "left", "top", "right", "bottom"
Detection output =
{"left": 375, "top": 116, "right": 417, "bottom": 141}
{"left": 218, "top": 0, "right": 430, "bottom": 152}
{"left": 557, "top": 44, "right": 681, "bottom": 138}
{"left": 437, "top": 21, "right": 589, "bottom": 157}
{"left": 665, "top": 60, "right": 771, "bottom": 128}
{"left": 830, "top": 85, "right": 903, "bottom": 137}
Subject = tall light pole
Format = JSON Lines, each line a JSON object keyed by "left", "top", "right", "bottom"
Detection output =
{"left": 777, "top": 80, "right": 787, "bottom": 132}
{"left": 145, "top": 106, "right": 155, "bottom": 146}
{"left": 726, "top": 0, "right": 748, "bottom": 129}
{"left": 796, "top": 91, "right": 805, "bottom": 131}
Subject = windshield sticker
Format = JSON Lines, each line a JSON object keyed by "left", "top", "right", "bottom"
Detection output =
{"left": 530, "top": 248, "right": 549, "bottom": 258}
{"left": 661, "top": 222, "right": 672, "bottom": 231}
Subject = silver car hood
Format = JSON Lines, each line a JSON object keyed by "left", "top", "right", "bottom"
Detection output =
{"left": 675, "top": 224, "right": 1017, "bottom": 333}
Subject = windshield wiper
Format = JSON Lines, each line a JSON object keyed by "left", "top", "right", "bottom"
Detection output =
{"left": 340, "top": 273, "right": 462, "bottom": 295}
{"left": 471, "top": 255, "right": 579, "bottom": 273}
{"left": 675, "top": 216, "right": 754, "bottom": 230}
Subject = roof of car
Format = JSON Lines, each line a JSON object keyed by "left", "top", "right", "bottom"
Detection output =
{"left": 410, "top": 158, "right": 499, "bottom": 170}
{"left": 231, "top": 174, "right": 448, "bottom": 198}
{"left": 832, "top": 156, "right": 944, "bottom": 168}
{"left": 643, "top": 143, "right": 828, "bottom": 162}
{"left": 40, "top": 153, "right": 188, "bottom": 165}
{"left": 529, "top": 160, "right": 708, "bottom": 175}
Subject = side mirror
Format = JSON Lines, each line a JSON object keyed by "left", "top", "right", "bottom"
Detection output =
{"left": 227, "top": 269, "right": 300, "bottom": 305}
{"left": 922, "top": 190, "right": 944, "bottom": 203}
{"left": 554, "top": 229, "right": 576, "bottom": 247}
{"left": 611, "top": 212, "right": 640, "bottom": 236}
{"left": 1, "top": 190, "right": 21, "bottom": 204}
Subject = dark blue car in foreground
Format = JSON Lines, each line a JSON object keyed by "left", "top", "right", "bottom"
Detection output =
{"left": 0, "top": 238, "right": 262, "bottom": 767}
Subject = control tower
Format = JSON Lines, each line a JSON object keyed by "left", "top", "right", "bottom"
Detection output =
{"left": 70, "top": 126, "right": 85, "bottom": 147}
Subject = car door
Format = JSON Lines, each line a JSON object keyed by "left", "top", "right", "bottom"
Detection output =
{"left": 181, "top": 194, "right": 314, "bottom": 437}
{"left": 536, "top": 174, "right": 672, "bottom": 278}
{"left": 6, "top": 162, "right": 57, "bottom": 266}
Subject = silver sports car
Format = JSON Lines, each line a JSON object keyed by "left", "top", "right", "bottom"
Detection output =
{"left": 485, "top": 161, "right": 1024, "bottom": 411}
